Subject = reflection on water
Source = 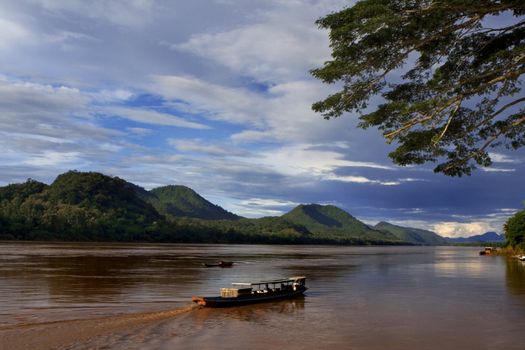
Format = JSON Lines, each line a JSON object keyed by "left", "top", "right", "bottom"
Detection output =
{"left": 1, "top": 243, "right": 525, "bottom": 350}
{"left": 506, "top": 259, "right": 525, "bottom": 295}
{"left": 194, "top": 297, "right": 305, "bottom": 325}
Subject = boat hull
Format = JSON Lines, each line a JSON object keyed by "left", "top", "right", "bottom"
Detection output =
{"left": 203, "top": 261, "right": 234, "bottom": 267}
{"left": 192, "top": 286, "right": 307, "bottom": 307}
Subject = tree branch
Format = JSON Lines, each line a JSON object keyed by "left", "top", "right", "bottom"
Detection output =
{"left": 443, "top": 114, "right": 525, "bottom": 173}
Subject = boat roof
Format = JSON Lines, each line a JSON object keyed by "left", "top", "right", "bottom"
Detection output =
{"left": 232, "top": 276, "right": 306, "bottom": 286}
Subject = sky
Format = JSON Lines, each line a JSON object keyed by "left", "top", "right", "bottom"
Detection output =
{"left": 0, "top": 0, "right": 523, "bottom": 237}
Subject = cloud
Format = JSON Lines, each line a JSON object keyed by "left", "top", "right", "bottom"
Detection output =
{"left": 173, "top": 0, "right": 350, "bottom": 82}
{"left": 225, "top": 197, "right": 300, "bottom": 217}
{"left": 488, "top": 152, "right": 520, "bottom": 164}
{"left": 127, "top": 127, "right": 154, "bottom": 136}
{"left": 150, "top": 75, "right": 267, "bottom": 126}
{"left": 432, "top": 222, "right": 495, "bottom": 238}
{"left": 481, "top": 167, "right": 516, "bottom": 172}
{"left": 174, "top": 4, "right": 331, "bottom": 83}
{"left": 0, "top": 16, "right": 30, "bottom": 49}
{"left": 0, "top": 77, "right": 88, "bottom": 117}
{"left": 325, "top": 174, "right": 400, "bottom": 186}
{"left": 230, "top": 130, "right": 274, "bottom": 143}
{"left": 168, "top": 139, "right": 249, "bottom": 157}
{"left": 252, "top": 144, "right": 395, "bottom": 179}
{"left": 104, "top": 106, "right": 210, "bottom": 129}
{"left": 29, "top": 0, "right": 156, "bottom": 27}
{"left": 23, "top": 151, "right": 83, "bottom": 167}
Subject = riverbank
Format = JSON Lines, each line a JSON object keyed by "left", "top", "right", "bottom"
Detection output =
{"left": 491, "top": 246, "right": 524, "bottom": 257}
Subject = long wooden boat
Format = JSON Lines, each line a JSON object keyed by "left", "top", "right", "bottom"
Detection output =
{"left": 192, "top": 276, "right": 307, "bottom": 307}
{"left": 203, "top": 260, "right": 234, "bottom": 268}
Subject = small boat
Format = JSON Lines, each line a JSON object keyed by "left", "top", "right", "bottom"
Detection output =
{"left": 203, "top": 260, "right": 234, "bottom": 268}
{"left": 518, "top": 255, "right": 525, "bottom": 261}
{"left": 480, "top": 247, "right": 494, "bottom": 256}
{"left": 192, "top": 276, "right": 307, "bottom": 307}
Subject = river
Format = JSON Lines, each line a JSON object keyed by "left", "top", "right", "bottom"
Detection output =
{"left": 1, "top": 242, "right": 524, "bottom": 349}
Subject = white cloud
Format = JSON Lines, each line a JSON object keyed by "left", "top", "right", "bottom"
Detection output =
{"left": 230, "top": 130, "right": 274, "bottom": 143}
{"left": 228, "top": 198, "right": 295, "bottom": 217}
{"left": 253, "top": 144, "right": 394, "bottom": 179}
{"left": 105, "top": 107, "right": 210, "bottom": 129}
{"left": 0, "top": 77, "right": 88, "bottom": 116}
{"left": 150, "top": 74, "right": 352, "bottom": 147}
{"left": 489, "top": 152, "right": 520, "bottom": 163}
{"left": 325, "top": 174, "right": 401, "bottom": 186}
{"left": 432, "top": 222, "right": 495, "bottom": 238}
{"left": 240, "top": 198, "right": 299, "bottom": 207}
{"left": 30, "top": 0, "right": 156, "bottom": 27}
{"left": 174, "top": 0, "right": 346, "bottom": 84}
{"left": 90, "top": 89, "right": 134, "bottom": 103}
{"left": 481, "top": 167, "right": 516, "bottom": 172}
{"left": 127, "top": 127, "right": 153, "bottom": 136}
{"left": 151, "top": 75, "right": 268, "bottom": 126}
{"left": 168, "top": 139, "right": 249, "bottom": 157}
{"left": 0, "top": 17, "right": 30, "bottom": 49}
{"left": 224, "top": 197, "right": 301, "bottom": 217}
{"left": 23, "top": 151, "right": 83, "bottom": 167}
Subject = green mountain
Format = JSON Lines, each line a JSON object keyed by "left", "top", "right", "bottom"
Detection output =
{"left": 0, "top": 171, "right": 162, "bottom": 241}
{"left": 374, "top": 221, "right": 448, "bottom": 245}
{"left": 147, "top": 185, "right": 240, "bottom": 220}
{"left": 0, "top": 178, "right": 48, "bottom": 201}
{"left": 0, "top": 170, "right": 448, "bottom": 246}
{"left": 282, "top": 204, "right": 399, "bottom": 243}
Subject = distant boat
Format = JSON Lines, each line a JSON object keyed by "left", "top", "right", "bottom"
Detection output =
{"left": 518, "top": 255, "right": 525, "bottom": 261}
{"left": 479, "top": 247, "right": 494, "bottom": 256}
{"left": 203, "top": 260, "right": 234, "bottom": 268}
{"left": 192, "top": 276, "right": 307, "bottom": 307}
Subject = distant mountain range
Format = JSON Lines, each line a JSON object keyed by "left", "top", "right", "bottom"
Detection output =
{"left": 374, "top": 221, "right": 449, "bottom": 245}
{"left": 0, "top": 170, "right": 503, "bottom": 246}
{"left": 446, "top": 232, "right": 505, "bottom": 243}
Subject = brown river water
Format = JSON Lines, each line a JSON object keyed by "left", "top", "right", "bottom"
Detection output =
{"left": 1, "top": 242, "right": 525, "bottom": 350}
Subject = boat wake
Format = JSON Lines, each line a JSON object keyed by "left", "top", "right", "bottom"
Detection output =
{"left": 0, "top": 304, "right": 199, "bottom": 350}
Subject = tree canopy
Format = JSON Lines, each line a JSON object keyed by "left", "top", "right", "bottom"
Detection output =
{"left": 504, "top": 207, "right": 525, "bottom": 250}
{"left": 312, "top": 0, "right": 525, "bottom": 176}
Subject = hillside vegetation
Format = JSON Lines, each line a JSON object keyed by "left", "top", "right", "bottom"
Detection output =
{"left": 375, "top": 222, "right": 448, "bottom": 246}
{"left": 0, "top": 171, "right": 447, "bottom": 245}
{"left": 282, "top": 204, "right": 399, "bottom": 243}
{"left": 505, "top": 208, "right": 525, "bottom": 252}
{"left": 148, "top": 185, "right": 239, "bottom": 220}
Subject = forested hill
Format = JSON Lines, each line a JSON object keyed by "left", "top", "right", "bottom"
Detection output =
{"left": 374, "top": 221, "right": 448, "bottom": 245}
{"left": 0, "top": 171, "right": 162, "bottom": 241}
{"left": 0, "top": 170, "right": 446, "bottom": 245}
{"left": 282, "top": 204, "right": 399, "bottom": 243}
{"left": 147, "top": 185, "right": 239, "bottom": 220}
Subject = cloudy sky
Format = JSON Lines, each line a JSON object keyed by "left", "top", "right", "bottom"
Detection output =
{"left": 1, "top": 0, "right": 523, "bottom": 237}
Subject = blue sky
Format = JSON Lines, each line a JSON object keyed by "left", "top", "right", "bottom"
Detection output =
{"left": 0, "top": 0, "right": 523, "bottom": 237}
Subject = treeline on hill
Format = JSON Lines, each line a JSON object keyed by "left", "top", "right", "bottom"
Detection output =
{"left": 0, "top": 171, "right": 402, "bottom": 245}
{"left": 2, "top": 171, "right": 521, "bottom": 247}
{"left": 505, "top": 208, "right": 525, "bottom": 252}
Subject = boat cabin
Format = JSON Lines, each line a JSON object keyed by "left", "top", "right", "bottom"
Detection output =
{"left": 221, "top": 276, "right": 306, "bottom": 298}
{"left": 192, "top": 276, "right": 307, "bottom": 307}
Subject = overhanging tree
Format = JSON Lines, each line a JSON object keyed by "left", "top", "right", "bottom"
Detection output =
{"left": 312, "top": 0, "right": 525, "bottom": 176}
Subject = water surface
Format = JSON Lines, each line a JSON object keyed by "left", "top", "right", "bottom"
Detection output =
{"left": 1, "top": 242, "right": 524, "bottom": 349}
